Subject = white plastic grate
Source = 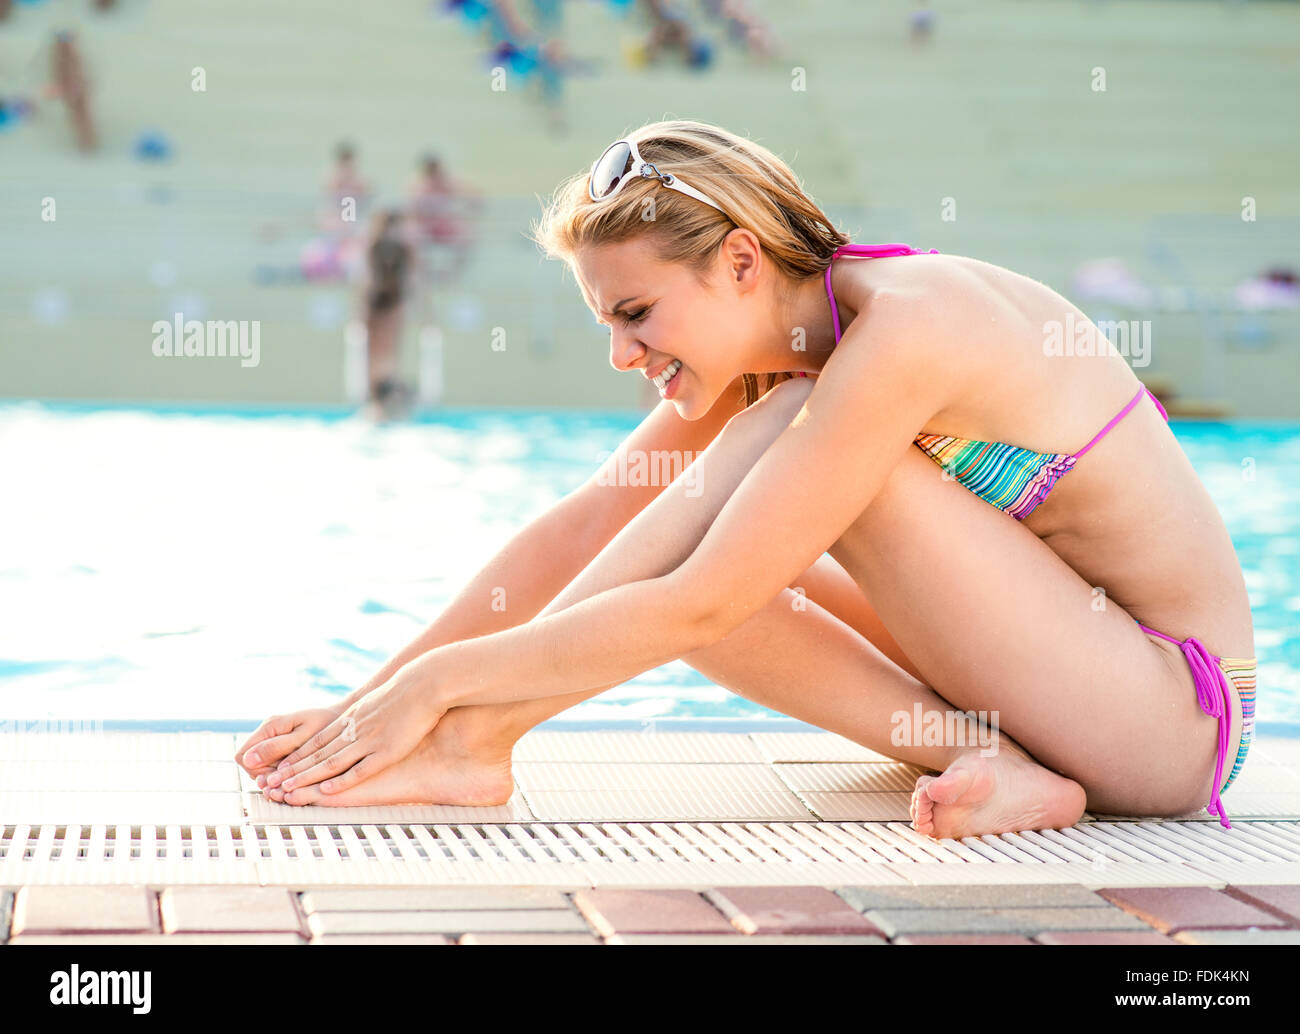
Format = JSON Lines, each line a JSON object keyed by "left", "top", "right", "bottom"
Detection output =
{"left": 4, "top": 820, "right": 1300, "bottom": 888}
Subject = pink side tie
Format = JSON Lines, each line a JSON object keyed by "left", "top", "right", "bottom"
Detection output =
{"left": 1139, "top": 625, "right": 1234, "bottom": 829}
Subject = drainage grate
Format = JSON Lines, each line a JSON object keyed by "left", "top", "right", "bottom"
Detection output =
{"left": 4, "top": 820, "right": 1300, "bottom": 888}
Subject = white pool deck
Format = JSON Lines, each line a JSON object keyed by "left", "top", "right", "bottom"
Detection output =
{"left": 3, "top": 728, "right": 1300, "bottom": 889}
{"left": 3, "top": 729, "right": 1300, "bottom": 945}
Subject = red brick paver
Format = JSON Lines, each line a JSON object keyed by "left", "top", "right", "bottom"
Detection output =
{"left": 1223, "top": 885, "right": 1300, "bottom": 926}
{"left": 571, "top": 889, "right": 735, "bottom": 937}
{"left": 706, "top": 886, "right": 884, "bottom": 936}
{"left": 13, "top": 886, "right": 157, "bottom": 935}
{"left": 161, "top": 886, "right": 303, "bottom": 934}
{"left": 1097, "top": 887, "right": 1286, "bottom": 935}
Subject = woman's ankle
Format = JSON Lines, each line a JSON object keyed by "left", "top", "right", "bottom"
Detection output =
{"left": 436, "top": 703, "right": 529, "bottom": 758}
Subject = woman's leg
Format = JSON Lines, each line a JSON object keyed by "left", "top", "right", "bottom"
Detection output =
{"left": 273, "top": 379, "right": 981, "bottom": 807}
{"left": 283, "top": 376, "right": 1203, "bottom": 841}
{"left": 827, "top": 442, "right": 1231, "bottom": 836}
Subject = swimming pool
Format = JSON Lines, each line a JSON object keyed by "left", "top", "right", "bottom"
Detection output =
{"left": 3, "top": 401, "right": 1298, "bottom": 731}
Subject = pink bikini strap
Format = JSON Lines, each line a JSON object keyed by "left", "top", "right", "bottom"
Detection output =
{"left": 1071, "top": 385, "right": 1168, "bottom": 460}
{"left": 1138, "top": 624, "right": 1233, "bottom": 829}
{"left": 824, "top": 243, "right": 939, "bottom": 342}
{"left": 1145, "top": 386, "right": 1169, "bottom": 422}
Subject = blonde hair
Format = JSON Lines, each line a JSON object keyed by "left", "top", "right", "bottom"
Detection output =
{"left": 528, "top": 119, "right": 850, "bottom": 407}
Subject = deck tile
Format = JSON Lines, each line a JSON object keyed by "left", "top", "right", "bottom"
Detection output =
{"left": 837, "top": 884, "right": 1110, "bottom": 911}
{"left": 800, "top": 792, "right": 913, "bottom": 821}
{"left": 242, "top": 790, "right": 535, "bottom": 823}
{"left": 705, "top": 886, "right": 883, "bottom": 935}
{"left": 309, "top": 934, "right": 454, "bottom": 945}
{"left": 1221, "top": 884, "right": 1300, "bottom": 924}
{"left": 14, "top": 886, "right": 158, "bottom": 934}
{"left": 299, "top": 888, "right": 572, "bottom": 912}
{"left": 1096, "top": 886, "right": 1288, "bottom": 934}
{"left": 1172, "top": 929, "right": 1300, "bottom": 945}
{"left": 0, "top": 791, "right": 243, "bottom": 824}
{"left": 515, "top": 732, "right": 765, "bottom": 764}
{"left": 522, "top": 789, "right": 813, "bottom": 822}
{"left": 773, "top": 763, "right": 925, "bottom": 793}
{"left": 894, "top": 934, "right": 1035, "bottom": 945}
{"left": 514, "top": 762, "right": 789, "bottom": 793}
{"left": 0, "top": 732, "right": 235, "bottom": 762}
{"left": 1034, "top": 930, "right": 1178, "bottom": 945}
{"left": 161, "top": 886, "right": 302, "bottom": 933}
{"left": 864, "top": 906, "right": 1149, "bottom": 937}
{"left": 307, "top": 909, "right": 591, "bottom": 936}
{"left": 0, "top": 761, "right": 240, "bottom": 793}
{"left": 572, "top": 889, "right": 735, "bottom": 936}
{"left": 749, "top": 733, "right": 904, "bottom": 764}
{"left": 459, "top": 932, "right": 602, "bottom": 945}
{"left": 607, "top": 933, "right": 887, "bottom": 944}
{"left": 11, "top": 933, "right": 305, "bottom": 945}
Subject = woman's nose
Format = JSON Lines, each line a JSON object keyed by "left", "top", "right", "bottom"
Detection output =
{"left": 608, "top": 327, "right": 645, "bottom": 373}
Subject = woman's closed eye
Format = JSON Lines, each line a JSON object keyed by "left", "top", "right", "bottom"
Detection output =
{"left": 622, "top": 308, "right": 650, "bottom": 324}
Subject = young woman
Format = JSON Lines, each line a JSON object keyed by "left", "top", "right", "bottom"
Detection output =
{"left": 236, "top": 120, "right": 1256, "bottom": 840}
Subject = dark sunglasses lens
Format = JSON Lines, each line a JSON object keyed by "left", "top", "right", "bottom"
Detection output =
{"left": 591, "top": 142, "right": 633, "bottom": 199}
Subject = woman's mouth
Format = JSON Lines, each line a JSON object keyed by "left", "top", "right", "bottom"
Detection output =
{"left": 652, "top": 358, "right": 683, "bottom": 397}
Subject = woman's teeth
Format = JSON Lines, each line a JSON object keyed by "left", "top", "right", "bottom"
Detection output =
{"left": 652, "top": 359, "right": 682, "bottom": 391}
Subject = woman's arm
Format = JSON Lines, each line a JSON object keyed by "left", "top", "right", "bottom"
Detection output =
{"left": 332, "top": 376, "right": 745, "bottom": 707}
{"left": 424, "top": 293, "right": 950, "bottom": 708}
{"left": 272, "top": 295, "right": 957, "bottom": 795}
{"left": 236, "top": 379, "right": 743, "bottom": 771}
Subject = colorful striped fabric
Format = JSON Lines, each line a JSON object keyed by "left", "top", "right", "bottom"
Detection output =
{"left": 1218, "top": 656, "right": 1257, "bottom": 795}
{"left": 912, "top": 433, "right": 1079, "bottom": 521}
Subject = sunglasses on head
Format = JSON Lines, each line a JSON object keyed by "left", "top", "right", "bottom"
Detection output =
{"left": 588, "top": 138, "right": 728, "bottom": 218}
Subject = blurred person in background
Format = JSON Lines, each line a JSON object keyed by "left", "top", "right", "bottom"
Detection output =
{"left": 361, "top": 208, "right": 416, "bottom": 418}
{"left": 49, "top": 30, "right": 97, "bottom": 152}
{"left": 320, "top": 140, "right": 373, "bottom": 233}
{"left": 407, "top": 153, "right": 483, "bottom": 285}
{"left": 301, "top": 141, "right": 372, "bottom": 282}
{"left": 910, "top": 2, "right": 936, "bottom": 47}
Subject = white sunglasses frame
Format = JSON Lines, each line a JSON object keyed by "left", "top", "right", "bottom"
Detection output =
{"left": 588, "top": 138, "right": 728, "bottom": 218}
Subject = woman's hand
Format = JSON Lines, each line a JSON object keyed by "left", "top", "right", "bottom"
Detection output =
{"left": 235, "top": 708, "right": 341, "bottom": 782}
{"left": 263, "top": 658, "right": 447, "bottom": 798}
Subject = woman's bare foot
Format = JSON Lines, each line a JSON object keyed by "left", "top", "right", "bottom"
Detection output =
{"left": 266, "top": 705, "right": 516, "bottom": 809}
{"left": 910, "top": 741, "right": 1087, "bottom": 840}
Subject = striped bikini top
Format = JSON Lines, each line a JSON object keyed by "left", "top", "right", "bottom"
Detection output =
{"left": 816, "top": 242, "right": 1170, "bottom": 521}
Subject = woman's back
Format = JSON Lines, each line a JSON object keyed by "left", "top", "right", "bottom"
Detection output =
{"left": 828, "top": 251, "right": 1254, "bottom": 656}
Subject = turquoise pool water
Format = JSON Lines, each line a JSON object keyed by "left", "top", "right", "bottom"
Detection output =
{"left": 2, "top": 400, "right": 1297, "bottom": 729}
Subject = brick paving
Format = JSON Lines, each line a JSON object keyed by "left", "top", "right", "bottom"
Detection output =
{"left": 0, "top": 883, "right": 1295, "bottom": 944}
{"left": 1096, "top": 887, "right": 1288, "bottom": 935}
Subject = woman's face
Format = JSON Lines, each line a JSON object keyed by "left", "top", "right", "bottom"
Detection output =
{"left": 575, "top": 234, "right": 762, "bottom": 420}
